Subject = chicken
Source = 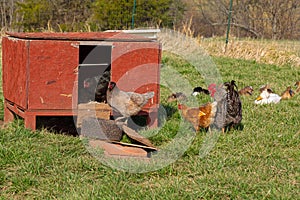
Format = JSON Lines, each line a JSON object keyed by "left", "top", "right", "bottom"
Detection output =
{"left": 213, "top": 80, "right": 242, "bottom": 132}
{"left": 167, "top": 92, "right": 187, "bottom": 102}
{"left": 259, "top": 84, "right": 274, "bottom": 93}
{"left": 295, "top": 81, "right": 300, "bottom": 93}
{"left": 254, "top": 88, "right": 281, "bottom": 104}
{"left": 280, "top": 86, "right": 295, "bottom": 100}
{"left": 192, "top": 86, "right": 210, "bottom": 96}
{"left": 106, "top": 82, "right": 154, "bottom": 123}
{"left": 178, "top": 101, "right": 217, "bottom": 132}
{"left": 83, "top": 70, "right": 111, "bottom": 102}
{"left": 238, "top": 86, "right": 254, "bottom": 96}
{"left": 207, "top": 83, "right": 227, "bottom": 98}
{"left": 223, "top": 80, "right": 242, "bottom": 131}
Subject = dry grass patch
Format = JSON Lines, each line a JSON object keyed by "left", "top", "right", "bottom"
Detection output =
{"left": 200, "top": 38, "right": 300, "bottom": 67}
{"left": 167, "top": 23, "right": 300, "bottom": 67}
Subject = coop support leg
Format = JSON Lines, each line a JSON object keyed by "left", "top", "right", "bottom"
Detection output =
{"left": 24, "top": 114, "right": 37, "bottom": 130}
{"left": 4, "top": 105, "right": 15, "bottom": 124}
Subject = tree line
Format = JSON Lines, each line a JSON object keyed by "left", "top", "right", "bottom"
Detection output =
{"left": 1, "top": 0, "right": 299, "bottom": 39}
{"left": 185, "top": 0, "right": 300, "bottom": 39}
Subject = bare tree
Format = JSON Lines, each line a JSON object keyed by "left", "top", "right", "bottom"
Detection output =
{"left": 184, "top": 0, "right": 300, "bottom": 39}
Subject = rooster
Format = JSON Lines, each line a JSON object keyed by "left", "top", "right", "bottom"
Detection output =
{"left": 178, "top": 102, "right": 217, "bottom": 132}
{"left": 280, "top": 86, "right": 295, "bottom": 100}
{"left": 213, "top": 80, "right": 242, "bottom": 132}
{"left": 106, "top": 82, "right": 154, "bottom": 124}
{"left": 223, "top": 80, "right": 242, "bottom": 131}
{"left": 83, "top": 70, "right": 111, "bottom": 102}
{"left": 207, "top": 83, "right": 228, "bottom": 98}
{"left": 238, "top": 86, "right": 253, "bottom": 96}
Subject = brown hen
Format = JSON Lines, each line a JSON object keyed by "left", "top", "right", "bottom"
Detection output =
{"left": 238, "top": 86, "right": 253, "bottom": 96}
{"left": 281, "top": 86, "right": 295, "bottom": 100}
{"left": 178, "top": 101, "right": 217, "bottom": 132}
{"left": 106, "top": 82, "right": 154, "bottom": 124}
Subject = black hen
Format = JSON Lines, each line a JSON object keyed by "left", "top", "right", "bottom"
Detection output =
{"left": 213, "top": 80, "right": 242, "bottom": 132}
{"left": 192, "top": 87, "right": 210, "bottom": 96}
{"left": 83, "top": 70, "right": 111, "bottom": 102}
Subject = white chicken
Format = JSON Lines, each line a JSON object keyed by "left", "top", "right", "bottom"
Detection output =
{"left": 254, "top": 89, "right": 281, "bottom": 104}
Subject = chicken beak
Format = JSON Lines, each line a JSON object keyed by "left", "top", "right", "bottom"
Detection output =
{"left": 256, "top": 96, "right": 263, "bottom": 101}
{"left": 198, "top": 111, "right": 206, "bottom": 117}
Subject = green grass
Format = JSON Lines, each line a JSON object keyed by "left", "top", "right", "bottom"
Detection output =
{"left": 0, "top": 50, "right": 299, "bottom": 199}
{"left": 0, "top": 45, "right": 3, "bottom": 120}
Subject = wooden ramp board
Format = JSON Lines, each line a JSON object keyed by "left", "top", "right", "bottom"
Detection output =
{"left": 109, "top": 141, "right": 158, "bottom": 151}
{"left": 121, "top": 125, "right": 156, "bottom": 148}
{"left": 89, "top": 140, "right": 150, "bottom": 158}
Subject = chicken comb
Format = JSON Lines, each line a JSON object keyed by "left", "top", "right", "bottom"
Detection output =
{"left": 208, "top": 83, "right": 216, "bottom": 90}
{"left": 178, "top": 104, "right": 182, "bottom": 110}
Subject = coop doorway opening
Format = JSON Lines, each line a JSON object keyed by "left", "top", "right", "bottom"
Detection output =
{"left": 78, "top": 45, "right": 112, "bottom": 104}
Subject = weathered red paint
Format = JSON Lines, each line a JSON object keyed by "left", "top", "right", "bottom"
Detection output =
{"left": 2, "top": 37, "right": 28, "bottom": 108}
{"left": 27, "top": 40, "right": 79, "bottom": 110}
{"left": 111, "top": 42, "right": 161, "bottom": 108}
{"left": 2, "top": 32, "right": 161, "bottom": 130}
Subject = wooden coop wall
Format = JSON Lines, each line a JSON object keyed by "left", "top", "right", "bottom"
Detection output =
{"left": 2, "top": 32, "right": 161, "bottom": 130}
{"left": 111, "top": 42, "right": 161, "bottom": 108}
{"left": 28, "top": 40, "right": 79, "bottom": 110}
{"left": 2, "top": 37, "right": 28, "bottom": 109}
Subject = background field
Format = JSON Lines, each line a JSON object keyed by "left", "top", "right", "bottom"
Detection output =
{"left": 0, "top": 37, "right": 299, "bottom": 199}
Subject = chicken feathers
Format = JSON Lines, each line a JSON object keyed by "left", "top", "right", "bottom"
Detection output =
{"left": 281, "top": 86, "right": 295, "bottom": 100}
{"left": 213, "top": 80, "right": 242, "bottom": 132}
{"left": 192, "top": 87, "right": 210, "bottom": 96}
{"left": 83, "top": 70, "right": 111, "bottom": 102}
{"left": 238, "top": 86, "right": 253, "bottom": 96}
{"left": 167, "top": 92, "right": 187, "bottom": 102}
{"left": 224, "top": 80, "right": 243, "bottom": 128}
{"left": 178, "top": 102, "right": 217, "bottom": 132}
{"left": 106, "top": 82, "right": 154, "bottom": 123}
{"left": 255, "top": 86, "right": 281, "bottom": 104}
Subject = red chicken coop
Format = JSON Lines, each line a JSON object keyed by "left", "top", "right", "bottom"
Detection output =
{"left": 2, "top": 31, "right": 161, "bottom": 131}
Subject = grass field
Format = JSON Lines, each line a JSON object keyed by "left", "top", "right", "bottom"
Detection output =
{"left": 200, "top": 37, "right": 300, "bottom": 68}
{"left": 0, "top": 39, "right": 299, "bottom": 199}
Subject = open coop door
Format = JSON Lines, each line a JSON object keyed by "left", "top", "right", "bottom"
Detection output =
{"left": 78, "top": 45, "right": 112, "bottom": 104}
